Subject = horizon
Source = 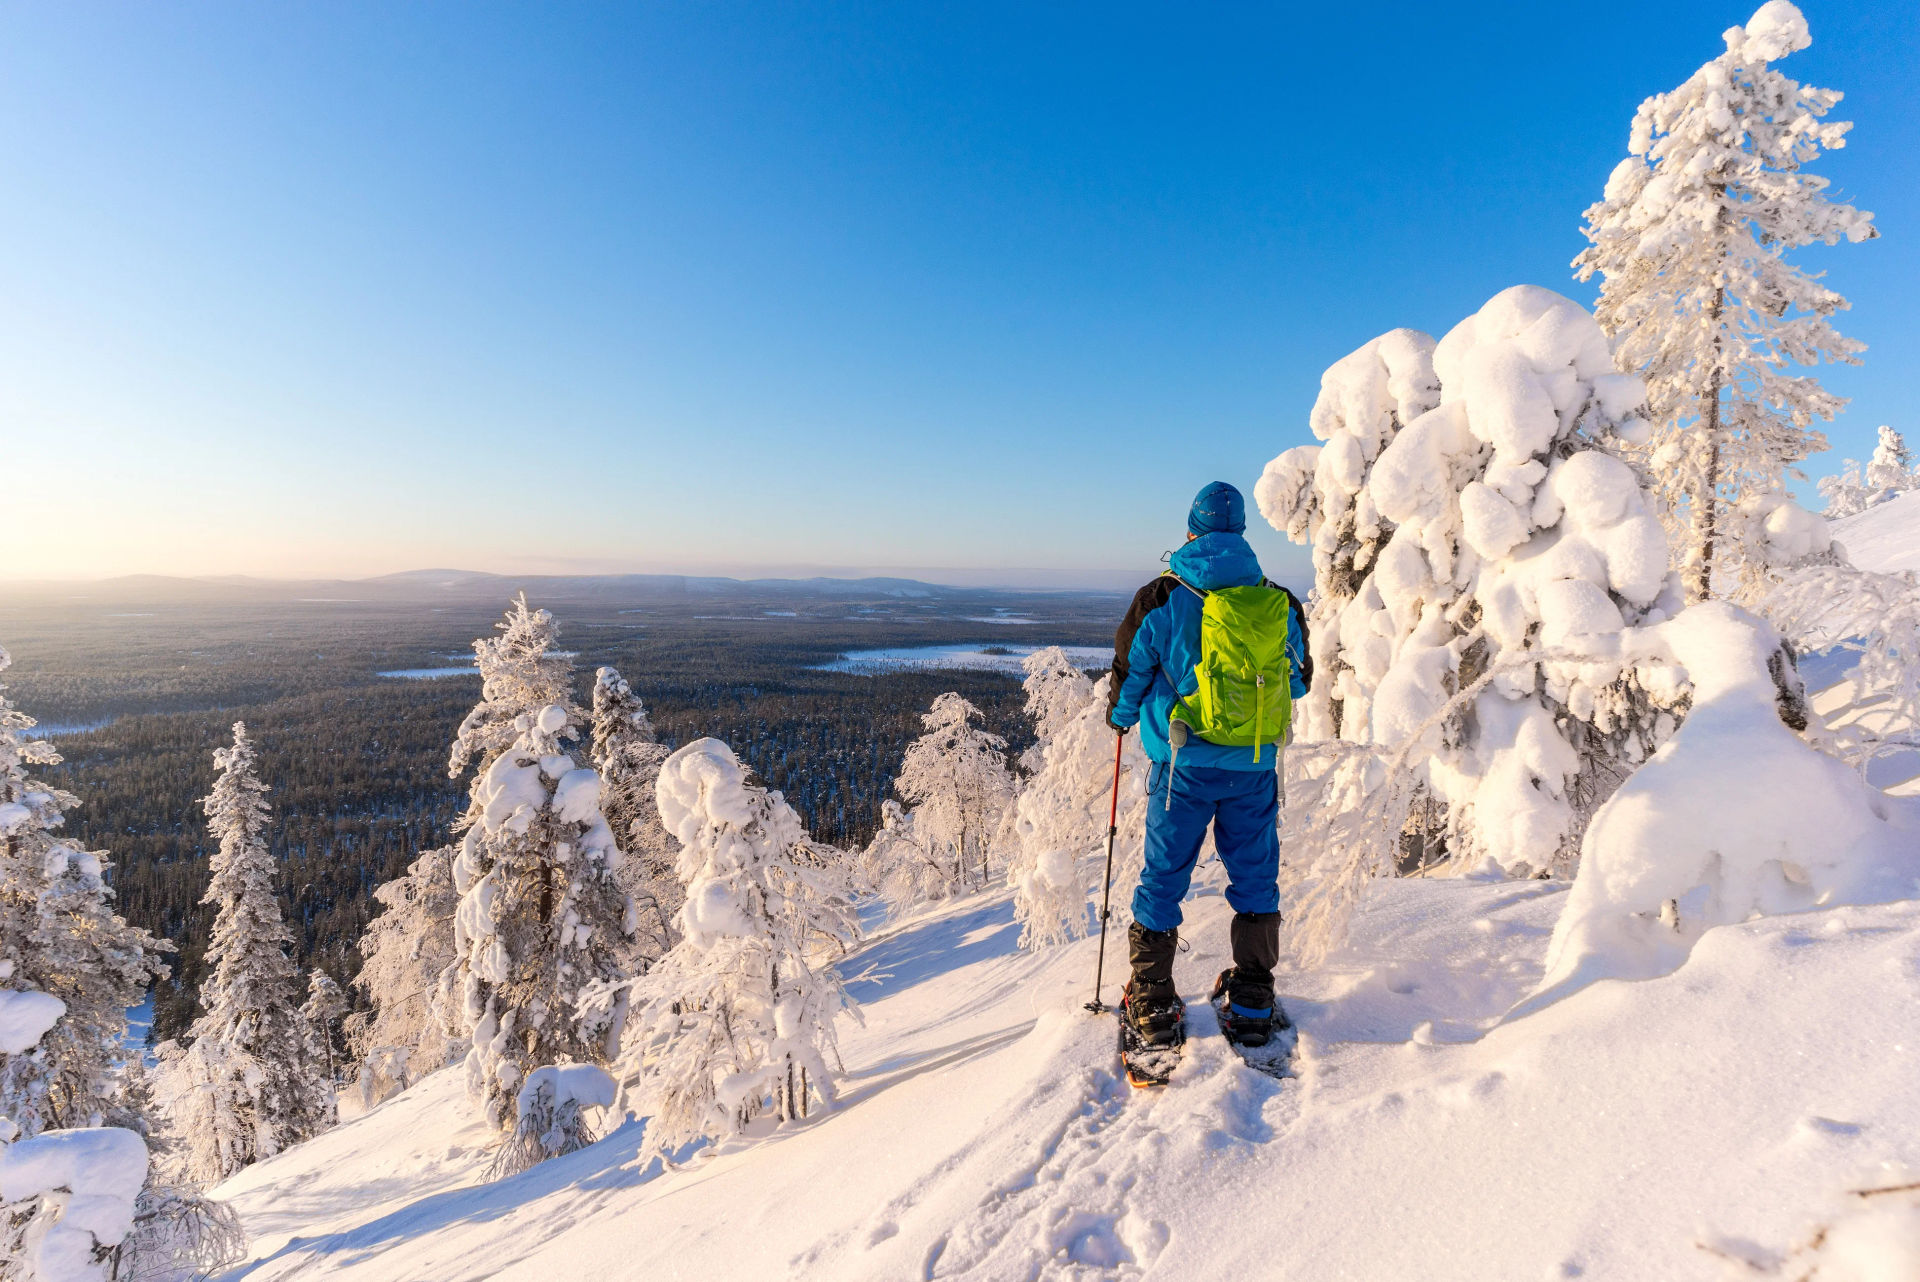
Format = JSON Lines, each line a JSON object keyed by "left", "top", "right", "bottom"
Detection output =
{"left": 5, "top": 2, "right": 1915, "bottom": 581}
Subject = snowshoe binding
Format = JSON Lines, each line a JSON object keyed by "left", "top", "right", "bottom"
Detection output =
{"left": 1210, "top": 968, "right": 1295, "bottom": 1080}
{"left": 1118, "top": 984, "right": 1185, "bottom": 1089}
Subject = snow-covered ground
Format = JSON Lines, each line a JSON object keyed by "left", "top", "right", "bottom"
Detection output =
{"left": 1832, "top": 489, "right": 1920, "bottom": 576}
{"left": 211, "top": 864, "right": 1920, "bottom": 1280}
{"left": 817, "top": 644, "right": 1110, "bottom": 675}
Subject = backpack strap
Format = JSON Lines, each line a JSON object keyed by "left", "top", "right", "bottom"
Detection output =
{"left": 1161, "top": 569, "right": 1206, "bottom": 600}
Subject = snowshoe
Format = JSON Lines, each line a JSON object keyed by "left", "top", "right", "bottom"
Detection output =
{"left": 1118, "top": 986, "right": 1185, "bottom": 1089}
{"left": 1209, "top": 969, "right": 1295, "bottom": 1081}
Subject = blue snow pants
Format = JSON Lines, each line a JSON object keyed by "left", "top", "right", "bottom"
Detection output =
{"left": 1130, "top": 761, "right": 1281, "bottom": 933}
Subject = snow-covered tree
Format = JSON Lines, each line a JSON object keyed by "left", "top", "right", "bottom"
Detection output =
{"left": 1000, "top": 655, "right": 1153, "bottom": 950}
{"left": 156, "top": 723, "right": 326, "bottom": 1183}
{"left": 589, "top": 665, "right": 679, "bottom": 961}
{"left": 348, "top": 844, "right": 460, "bottom": 1103}
{"left": 447, "top": 698, "right": 631, "bottom": 1131}
{"left": 1266, "top": 286, "right": 1689, "bottom": 881}
{"left": 447, "top": 593, "right": 581, "bottom": 781}
{"left": 1816, "top": 459, "right": 1869, "bottom": 518}
{"left": 595, "top": 739, "right": 860, "bottom": 1161}
{"left": 880, "top": 694, "right": 1015, "bottom": 903}
{"left": 1574, "top": 1, "right": 1877, "bottom": 601}
{"left": 1865, "top": 425, "right": 1915, "bottom": 496}
{"left": 0, "top": 647, "right": 168, "bottom": 1142}
{"left": 1256, "top": 328, "right": 1440, "bottom": 741}
{"left": 300, "top": 972, "right": 348, "bottom": 1106}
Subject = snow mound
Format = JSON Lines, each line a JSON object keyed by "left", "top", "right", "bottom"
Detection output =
{"left": 0, "top": 989, "right": 65, "bottom": 1055}
{"left": 1523, "top": 602, "right": 1920, "bottom": 1014}
{"left": 1831, "top": 488, "right": 1920, "bottom": 576}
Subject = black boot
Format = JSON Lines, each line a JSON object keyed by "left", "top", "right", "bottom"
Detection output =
{"left": 1213, "top": 911, "right": 1283, "bottom": 1047}
{"left": 1123, "top": 922, "right": 1183, "bottom": 1047}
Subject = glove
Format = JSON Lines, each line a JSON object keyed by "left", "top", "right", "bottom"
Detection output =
{"left": 1107, "top": 711, "right": 1135, "bottom": 734}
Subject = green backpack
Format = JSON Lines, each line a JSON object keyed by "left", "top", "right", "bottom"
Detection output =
{"left": 1166, "top": 574, "right": 1294, "bottom": 761}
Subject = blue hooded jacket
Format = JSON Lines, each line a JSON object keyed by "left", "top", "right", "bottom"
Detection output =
{"left": 1107, "top": 531, "right": 1311, "bottom": 771}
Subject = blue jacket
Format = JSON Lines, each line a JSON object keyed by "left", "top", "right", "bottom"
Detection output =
{"left": 1106, "top": 533, "right": 1311, "bottom": 771}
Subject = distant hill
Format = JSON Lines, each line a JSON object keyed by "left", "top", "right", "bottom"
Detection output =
{"left": 0, "top": 569, "right": 1127, "bottom": 607}
{"left": 1830, "top": 489, "right": 1920, "bottom": 575}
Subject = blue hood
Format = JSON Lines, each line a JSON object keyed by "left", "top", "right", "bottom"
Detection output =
{"left": 1168, "top": 532, "right": 1263, "bottom": 592}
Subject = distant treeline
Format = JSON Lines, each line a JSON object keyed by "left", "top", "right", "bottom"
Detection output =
{"left": 20, "top": 594, "right": 1116, "bottom": 1041}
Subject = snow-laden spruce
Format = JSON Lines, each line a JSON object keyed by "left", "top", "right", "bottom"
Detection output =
{"left": 1520, "top": 602, "right": 1920, "bottom": 1014}
{"left": 1001, "top": 653, "right": 1151, "bottom": 950}
{"left": 1574, "top": 0, "right": 1877, "bottom": 602}
{"left": 589, "top": 665, "right": 680, "bottom": 963}
{"left": 590, "top": 739, "right": 859, "bottom": 1161}
{"left": 1256, "top": 328, "right": 1440, "bottom": 742}
{"left": 0, "top": 647, "right": 169, "bottom": 1143}
{"left": 447, "top": 697, "right": 631, "bottom": 1131}
{"left": 865, "top": 693, "right": 1015, "bottom": 908}
{"left": 1264, "top": 286, "right": 1686, "bottom": 887}
{"left": 1822, "top": 427, "right": 1919, "bottom": 519}
{"left": 356, "top": 596, "right": 631, "bottom": 1122}
{"left": 156, "top": 723, "right": 326, "bottom": 1184}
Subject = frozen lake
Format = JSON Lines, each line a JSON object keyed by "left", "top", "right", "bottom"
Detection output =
{"left": 815, "top": 643, "right": 1110, "bottom": 676}
{"left": 378, "top": 666, "right": 481, "bottom": 680}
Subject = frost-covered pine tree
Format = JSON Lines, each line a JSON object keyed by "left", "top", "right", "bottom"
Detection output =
{"left": 447, "top": 697, "right": 632, "bottom": 1130}
{"left": 883, "top": 694, "right": 1015, "bottom": 901}
{"left": 1574, "top": 1, "right": 1877, "bottom": 601}
{"left": 0, "top": 647, "right": 169, "bottom": 1141}
{"left": 1270, "top": 287, "right": 1689, "bottom": 883}
{"left": 348, "top": 843, "right": 460, "bottom": 1102}
{"left": 156, "top": 723, "right": 326, "bottom": 1183}
{"left": 1256, "top": 329, "right": 1440, "bottom": 741}
{"left": 1000, "top": 654, "right": 1152, "bottom": 950}
{"left": 595, "top": 739, "right": 859, "bottom": 1160}
{"left": 1865, "top": 425, "right": 1915, "bottom": 496}
{"left": 589, "top": 665, "right": 679, "bottom": 960}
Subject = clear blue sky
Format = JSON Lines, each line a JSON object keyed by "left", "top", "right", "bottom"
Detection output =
{"left": 3, "top": 2, "right": 1914, "bottom": 587}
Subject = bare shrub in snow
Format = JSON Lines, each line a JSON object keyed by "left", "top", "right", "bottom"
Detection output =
{"left": 1575, "top": 0, "right": 1877, "bottom": 601}
{"left": 593, "top": 739, "right": 860, "bottom": 1162}
{"left": 873, "top": 694, "right": 1015, "bottom": 906}
{"left": 487, "top": 1063, "right": 615, "bottom": 1179}
{"left": 1818, "top": 459, "right": 1871, "bottom": 519}
{"left": 110, "top": 1184, "right": 247, "bottom": 1282}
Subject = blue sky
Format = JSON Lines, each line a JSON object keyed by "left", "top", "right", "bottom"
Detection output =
{"left": 3, "top": 2, "right": 1914, "bottom": 587}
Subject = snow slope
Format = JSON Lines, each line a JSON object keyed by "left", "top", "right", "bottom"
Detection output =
{"left": 212, "top": 866, "right": 1920, "bottom": 1281}
{"left": 1832, "top": 489, "right": 1920, "bottom": 575}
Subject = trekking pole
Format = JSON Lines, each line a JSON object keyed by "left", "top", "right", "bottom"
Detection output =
{"left": 1084, "top": 730, "right": 1127, "bottom": 1015}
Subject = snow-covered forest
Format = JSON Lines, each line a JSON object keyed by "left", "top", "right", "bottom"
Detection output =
{"left": 5, "top": 3, "right": 1920, "bottom": 1279}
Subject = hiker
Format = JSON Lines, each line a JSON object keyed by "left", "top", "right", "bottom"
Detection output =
{"left": 1106, "top": 481, "right": 1311, "bottom": 1054}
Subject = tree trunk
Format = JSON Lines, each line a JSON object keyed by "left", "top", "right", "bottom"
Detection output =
{"left": 1684, "top": 199, "right": 1729, "bottom": 605}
